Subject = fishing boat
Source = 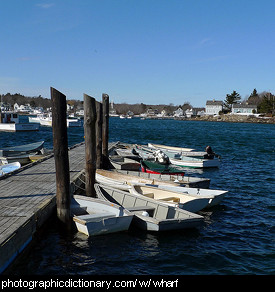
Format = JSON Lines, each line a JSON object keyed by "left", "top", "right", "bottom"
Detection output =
{"left": 95, "top": 184, "right": 204, "bottom": 232}
{"left": 0, "top": 162, "right": 21, "bottom": 177}
{"left": 0, "top": 112, "right": 39, "bottom": 132}
{"left": 114, "top": 169, "right": 211, "bottom": 189}
{"left": 109, "top": 156, "right": 141, "bottom": 171}
{"left": 29, "top": 113, "right": 82, "bottom": 127}
{"left": 0, "top": 141, "right": 45, "bottom": 157}
{"left": 71, "top": 195, "right": 133, "bottom": 236}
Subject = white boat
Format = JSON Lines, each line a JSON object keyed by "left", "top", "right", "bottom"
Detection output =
{"left": 71, "top": 195, "right": 133, "bottom": 236}
{"left": 169, "top": 156, "right": 220, "bottom": 168}
{"left": 95, "top": 169, "right": 226, "bottom": 208}
{"left": 136, "top": 144, "right": 220, "bottom": 168}
{"left": 145, "top": 184, "right": 228, "bottom": 208}
{"left": 148, "top": 143, "right": 195, "bottom": 153}
{"left": 0, "top": 162, "right": 21, "bottom": 177}
{"left": 114, "top": 169, "right": 211, "bottom": 189}
{"left": 29, "top": 113, "right": 82, "bottom": 127}
{"left": 95, "top": 169, "right": 211, "bottom": 212}
{"left": 95, "top": 184, "right": 204, "bottom": 232}
{"left": 128, "top": 184, "right": 210, "bottom": 212}
{"left": 0, "top": 112, "right": 39, "bottom": 132}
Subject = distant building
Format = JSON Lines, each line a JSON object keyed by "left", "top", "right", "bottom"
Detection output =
{"left": 232, "top": 104, "right": 257, "bottom": 115}
{"left": 146, "top": 107, "right": 159, "bottom": 116}
{"left": 185, "top": 108, "right": 194, "bottom": 118}
{"left": 173, "top": 107, "right": 184, "bottom": 117}
{"left": 206, "top": 100, "right": 223, "bottom": 115}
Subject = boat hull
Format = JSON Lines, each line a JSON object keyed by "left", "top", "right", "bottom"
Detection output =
{"left": 0, "top": 162, "right": 21, "bottom": 177}
{"left": 169, "top": 157, "right": 220, "bottom": 168}
{"left": 114, "top": 169, "right": 211, "bottom": 188}
{"left": 0, "top": 141, "right": 44, "bottom": 157}
{"left": 129, "top": 184, "right": 210, "bottom": 212}
{"left": 141, "top": 160, "right": 185, "bottom": 175}
{"left": 71, "top": 195, "right": 133, "bottom": 236}
{"left": 95, "top": 184, "right": 203, "bottom": 232}
{"left": 0, "top": 154, "right": 30, "bottom": 165}
{"left": 0, "top": 123, "right": 39, "bottom": 132}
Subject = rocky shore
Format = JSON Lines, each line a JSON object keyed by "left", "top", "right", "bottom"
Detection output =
{"left": 188, "top": 114, "right": 275, "bottom": 124}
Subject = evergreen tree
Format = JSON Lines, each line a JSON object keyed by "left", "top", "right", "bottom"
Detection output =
{"left": 257, "top": 93, "right": 274, "bottom": 114}
{"left": 224, "top": 90, "right": 241, "bottom": 110}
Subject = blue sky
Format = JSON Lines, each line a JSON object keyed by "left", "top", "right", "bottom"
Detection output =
{"left": 1, "top": 0, "right": 274, "bottom": 107}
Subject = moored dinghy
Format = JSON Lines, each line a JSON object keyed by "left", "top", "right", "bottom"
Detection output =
{"left": 128, "top": 184, "right": 210, "bottom": 212}
{"left": 95, "top": 169, "right": 226, "bottom": 208}
{"left": 169, "top": 156, "right": 220, "bottom": 168}
{"left": 0, "top": 162, "right": 21, "bottom": 177}
{"left": 114, "top": 169, "right": 211, "bottom": 189}
{"left": 71, "top": 195, "right": 133, "bottom": 236}
{"left": 95, "top": 184, "right": 204, "bottom": 232}
{"left": 109, "top": 156, "right": 141, "bottom": 171}
{"left": 0, "top": 141, "right": 45, "bottom": 157}
{"left": 95, "top": 169, "right": 210, "bottom": 212}
{"left": 132, "top": 184, "right": 228, "bottom": 208}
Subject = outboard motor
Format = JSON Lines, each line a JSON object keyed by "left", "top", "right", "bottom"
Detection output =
{"left": 153, "top": 150, "right": 170, "bottom": 164}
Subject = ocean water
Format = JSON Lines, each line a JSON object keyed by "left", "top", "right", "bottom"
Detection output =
{"left": 1, "top": 116, "right": 274, "bottom": 275}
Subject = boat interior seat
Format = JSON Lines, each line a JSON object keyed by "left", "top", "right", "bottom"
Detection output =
{"left": 127, "top": 206, "right": 155, "bottom": 216}
{"left": 71, "top": 206, "right": 88, "bottom": 216}
{"left": 76, "top": 212, "right": 116, "bottom": 223}
{"left": 159, "top": 197, "right": 180, "bottom": 203}
{"left": 142, "top": 192, "right": 154, "bottom": 198}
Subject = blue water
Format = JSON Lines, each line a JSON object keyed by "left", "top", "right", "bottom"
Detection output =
{"left": 1, "top": 116, "right": 275, "bottom": 275}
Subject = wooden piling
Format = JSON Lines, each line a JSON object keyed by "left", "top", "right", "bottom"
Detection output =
{"left": 83, "top": 94, "right": 97, "bottom": 197}
{"left": 102, "top": 93, "right": 109, "bottom": 169}
{"left": 50, "top": 87, "right": 71, "bottom": 227}
{"left": 96, "top": 101, "right": 103, "bottom": 169}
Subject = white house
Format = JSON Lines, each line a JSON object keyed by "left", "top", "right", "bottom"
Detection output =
{"left": 206, "top": 100, "right": 223, "bottom": 115}
{"left": 173, "top": 107, "right": 184, "bottom": 117}
{"left": 185, "top": 108, "right": 194, "bottom": 118}
{"left": 231, "top": 104, "right": 257, "bottom": 115}
{"left": 13, "top": 103, "right": 32, "bottom": 113}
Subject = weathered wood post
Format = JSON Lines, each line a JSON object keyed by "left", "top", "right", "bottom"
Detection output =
{"left": 84, "top": 94, "right": 97, "bottom": 197}
{"left": 96, "top": 101, "right": 103, "bottom": 169}
{"left": 102, "top": 93, "right": 109, "bottom": 169}
{"left": 51, "top": 87, "right": 71, "bottom": 227}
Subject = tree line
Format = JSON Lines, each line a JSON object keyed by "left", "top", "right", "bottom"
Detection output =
{"left": 1, "top": 89, "right": 274, "bottom": 115}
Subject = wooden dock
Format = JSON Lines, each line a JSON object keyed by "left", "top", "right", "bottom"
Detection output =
{"left": 0, "top": 142, "right": 86, "bottom": 273}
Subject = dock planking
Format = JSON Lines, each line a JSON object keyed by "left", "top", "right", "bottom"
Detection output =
{"left": 0, "top": 142, "right": 86, "bottom": 273}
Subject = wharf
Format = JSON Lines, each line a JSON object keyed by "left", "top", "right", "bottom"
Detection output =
{"left": 0, "top": 142, "right": 86, "bottom": 274}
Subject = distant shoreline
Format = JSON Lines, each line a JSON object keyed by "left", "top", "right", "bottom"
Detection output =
{"left": 185, "top": 114, "right": 275, "bottom": 124}
{"left": 133, "top": 114, "right": 275, "bottom": 124}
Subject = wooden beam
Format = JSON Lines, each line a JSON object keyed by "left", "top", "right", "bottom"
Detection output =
{"left": 102, "top": 93, "right": 109, "bottom": 169}
{"left": 50, "top": 87, "right": 71, "bottom": 227}
{"left": 83, "top": 94, "right": 97, "bottom": 197}
{"left": 96, "top": 101, "right": 103, "bottom": 169}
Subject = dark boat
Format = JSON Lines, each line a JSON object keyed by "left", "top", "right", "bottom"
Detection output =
{"left": 141, "top": 159, "right": 185, "bottom": 176}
